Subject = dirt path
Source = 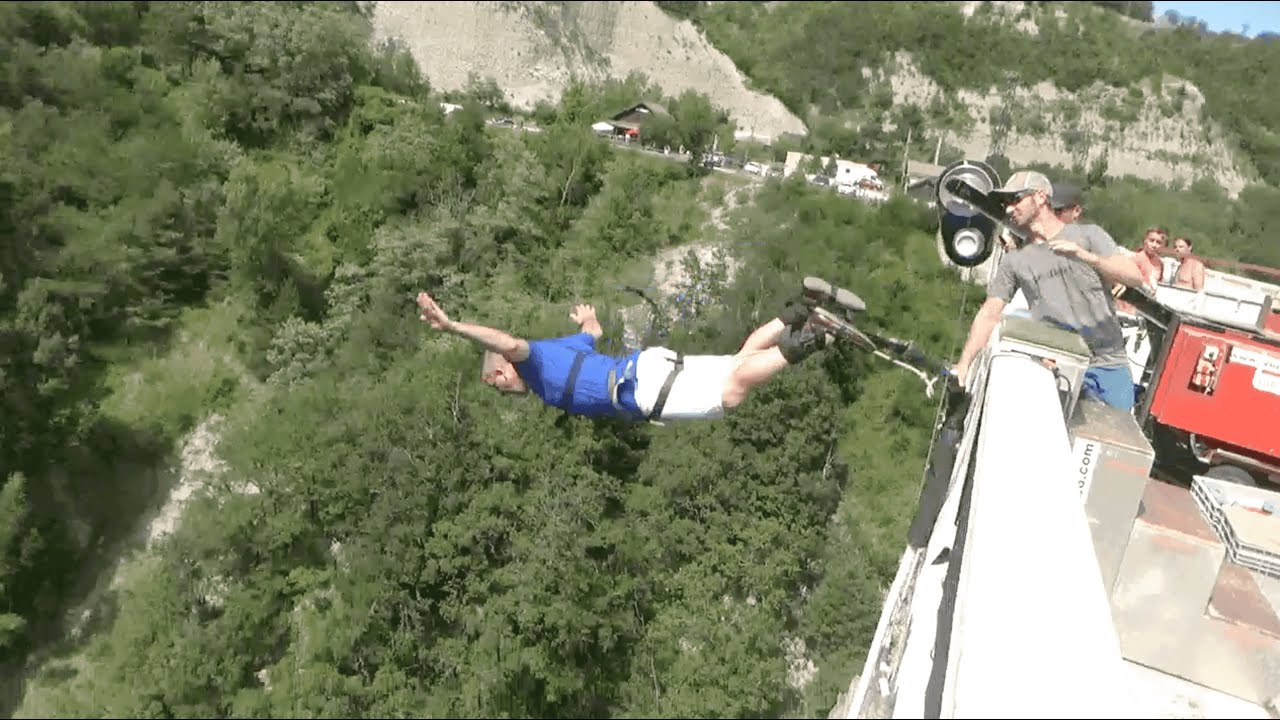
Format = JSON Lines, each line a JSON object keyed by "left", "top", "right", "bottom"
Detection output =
{"left": 619, "top": 179, "right": 755, "bottom": 346}
{"left": 10, "top": 413, "right": 247, "bottom": 717}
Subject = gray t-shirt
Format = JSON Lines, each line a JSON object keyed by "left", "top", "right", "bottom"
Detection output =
{"left": 988, "top": 223, "right": 1129, "bottom": 367}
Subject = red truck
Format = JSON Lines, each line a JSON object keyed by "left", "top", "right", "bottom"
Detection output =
{"left": 1130, "top": 272, "right": 1280, "bottom": 487}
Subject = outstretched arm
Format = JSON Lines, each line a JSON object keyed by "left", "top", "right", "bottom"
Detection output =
{"left": 570, "top": 303, "right": 603, "bottom": 339}
{"left": 417, "top": 292, "right": 530, "bottom": 362}
{"left": 954, "top": 296, "right": 1006, "bottom": 388}
{"left": 1048, "top": 233, "right": 1150, "bottom": 292}
{"left": 1097, "top": 252, "right": 1152, "bottom": 290}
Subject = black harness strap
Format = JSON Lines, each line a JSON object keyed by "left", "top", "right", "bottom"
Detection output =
{"left": 647, "top": 352, "right": 685, "bottom": 421}
{"left": 561, "top": 351, "right": 588, "bottom": 409}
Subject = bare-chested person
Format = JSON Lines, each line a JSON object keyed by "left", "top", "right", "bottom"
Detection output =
{"left": 1132, "top": 227, "right": 1168, "bottom": 287}
{"left": 1172, "top": 236, "right": 1206, "bottom": 291}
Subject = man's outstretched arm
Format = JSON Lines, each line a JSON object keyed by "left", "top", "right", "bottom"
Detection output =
{"left": 954, "top": 296, "right": 1006, "bottom": 388}
{"left": 1048, "top": 231, "right": 1149, "bottom": 291}
{"left": 1106, "top": 252, "right": 1154, "bottom": 290}
{"left": 417, "top": 292, "right": 530, "bottom": 362}
{"left": 449, "top": 321, "right": 531, "bottom": 362}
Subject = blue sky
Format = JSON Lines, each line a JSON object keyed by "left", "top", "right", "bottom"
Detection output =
{"left": 1151, "top": 2, "right": 1280, "bottom": 37}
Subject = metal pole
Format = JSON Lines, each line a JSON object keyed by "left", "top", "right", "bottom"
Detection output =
{"left": 901, "top": 126, "right": 913, "bottom": 192}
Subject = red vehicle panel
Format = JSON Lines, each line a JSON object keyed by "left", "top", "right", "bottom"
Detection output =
{"left": 1146, "top": 320, "right": 1280, "bottom": 461}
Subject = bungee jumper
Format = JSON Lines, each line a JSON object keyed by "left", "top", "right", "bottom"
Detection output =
{"left": 416, "top": 277, "right": 878, "bottom": 424}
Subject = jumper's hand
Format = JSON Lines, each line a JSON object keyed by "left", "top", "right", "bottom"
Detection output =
{"left": 569, "top": 303, "right": 597, "bottom": 325}
{"left": 570, "top": 303, "right": 603, "bottom": 338}
{"left": 417, "top": 292, "right": 453, "bottom": 331}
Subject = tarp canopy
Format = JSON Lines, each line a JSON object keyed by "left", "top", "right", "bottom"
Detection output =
{"left": 836, "top": 162, "right": 879, "bottom": 183}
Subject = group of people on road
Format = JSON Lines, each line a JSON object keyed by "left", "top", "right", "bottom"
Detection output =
{"left": 416, "top": 165, "right": 1188, "bottom": 422}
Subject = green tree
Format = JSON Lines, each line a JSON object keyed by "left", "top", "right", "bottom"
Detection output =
{"left": 670, "top": 89, "right": 721, "bottom": 163}
{"left": 0, "top": 474, "right": 31, "bottom": 652}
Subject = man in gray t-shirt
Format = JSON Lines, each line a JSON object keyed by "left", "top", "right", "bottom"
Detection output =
{"left": 953, "top": 170, "right": 1150, "bottom": 410}
{"left": 988, "top": 222, "right": 1130, "bottom": 368}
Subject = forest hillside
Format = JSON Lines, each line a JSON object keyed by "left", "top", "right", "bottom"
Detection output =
{"left": 3, "top": 3, "right": 974, "bottom": 717}
{"left": 371, "top": 0, "right": 1280, "bottom": 203}
{"left": 3, "top": 2, "right": 1279, "bottom": 718}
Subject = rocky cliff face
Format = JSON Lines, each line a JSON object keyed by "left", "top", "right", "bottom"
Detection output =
{"left": 370, "top": 1, "right": 807, "bottom": 142}
{"left": 880, "top": 53, "right": 1248, "bottom": 198}
{"left": 371, "top": 1, "right": 1251, "bottom": 196}
{"left": 889, "top": 1, "right": 1251, "bottom": 196}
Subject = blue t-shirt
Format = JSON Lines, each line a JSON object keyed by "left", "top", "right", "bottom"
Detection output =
{"left": 514, "top": 333, "right": 644, "bottom": 418}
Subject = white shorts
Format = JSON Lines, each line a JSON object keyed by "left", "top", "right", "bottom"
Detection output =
{"left": 632, "top": 347, "right": 737, "bottom": 421}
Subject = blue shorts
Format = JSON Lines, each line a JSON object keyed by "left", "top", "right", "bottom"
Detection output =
{"left": 1082, "top": 365, "right": 1135, "bottom": 411}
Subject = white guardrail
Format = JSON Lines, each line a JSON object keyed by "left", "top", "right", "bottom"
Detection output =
{"left": 837, "top": 325, "right": 1142, "bottom": 719}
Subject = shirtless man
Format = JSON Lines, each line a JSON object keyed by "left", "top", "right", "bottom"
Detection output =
{"left": 1132, "top": 227, "right": 1168, "bottom": 287}
{"left": 1171, "top": 236, "right": 1206, "bottom": 291}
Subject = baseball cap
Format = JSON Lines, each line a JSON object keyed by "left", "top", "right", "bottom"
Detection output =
{"left": 1050, "top": 182, "right": 1083, "bottom": 210}
{"left": 989, "top": 169, "right": 1052, "bottom": 204}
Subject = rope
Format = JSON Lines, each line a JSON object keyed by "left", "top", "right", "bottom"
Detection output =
{"left": 620, "top": 284, "right": 671, "bottom": 348}
{"left": 872, "top": 350, "right": 938, "bottom": 398}
{"left": 909, "top": 276, "right": 976, "bottom": 505}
